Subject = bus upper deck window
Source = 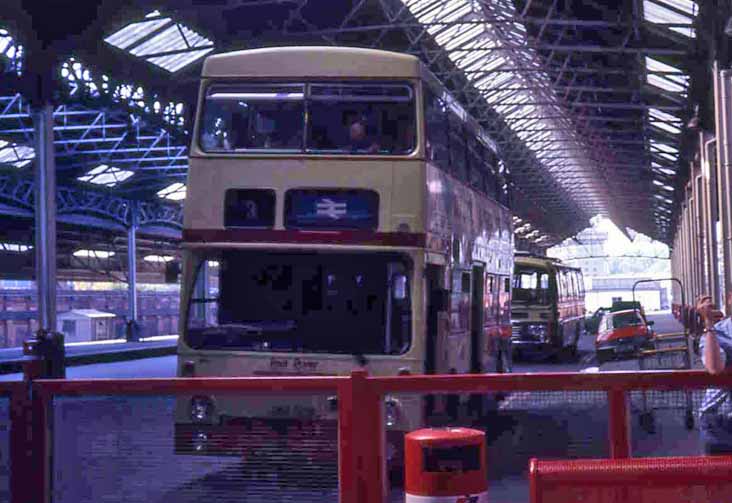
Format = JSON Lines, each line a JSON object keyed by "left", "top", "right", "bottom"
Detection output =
{"left": 307, "top": 82, "right": 416, "bottom": 155}
{"left": 199, "top": 84, "right": 305, "bottom": 152}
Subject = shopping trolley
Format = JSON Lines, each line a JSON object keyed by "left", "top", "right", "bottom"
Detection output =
{"left": 632, "top": 278, "right": 695, "bottom": 433}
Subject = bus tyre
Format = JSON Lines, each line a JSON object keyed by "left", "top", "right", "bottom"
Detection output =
{"left": 497, "top": 348, "right": 513, "bottom": 374}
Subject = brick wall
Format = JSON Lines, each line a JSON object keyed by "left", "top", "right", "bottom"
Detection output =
{"left": 0, "top": 290, "right": 180, "bottom": 348}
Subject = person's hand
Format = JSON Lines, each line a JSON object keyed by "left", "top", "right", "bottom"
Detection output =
{"left": 696, "top": 295, "right": 724, "bottom": 329}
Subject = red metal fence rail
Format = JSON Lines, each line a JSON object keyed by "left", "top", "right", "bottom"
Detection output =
{"left": 529, "top": 455, "right": 732, "bottom": 503}
{"left": 11, "top": 370, "right": 732, "bottom": 503}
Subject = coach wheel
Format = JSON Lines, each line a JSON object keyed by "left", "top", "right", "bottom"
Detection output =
{"left": 639, "top": 412, "right": 655, "bottom": 434}
{"left": 497, "top": 348, "right": 513, "bottom": 374}
{"left": 685, "top": 411, "right": 695, "bottom": 430}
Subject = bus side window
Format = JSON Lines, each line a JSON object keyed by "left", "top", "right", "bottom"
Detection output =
{"left": 424, "top": 87, "right": 449, "bottom": 169}
{"left": 448, "top": 110, "right": 467, "bottom": 183}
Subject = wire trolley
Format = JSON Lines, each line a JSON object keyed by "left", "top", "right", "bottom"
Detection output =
{"left": 632, "top": 279, "right": 695, "bottom": 433}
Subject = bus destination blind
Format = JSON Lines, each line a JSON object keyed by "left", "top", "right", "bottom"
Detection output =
{"left": 285, "top": 189, "right": 379, "bottom": 230}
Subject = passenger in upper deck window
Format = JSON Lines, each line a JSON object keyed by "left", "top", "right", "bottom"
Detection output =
{"left": 346, "top": 116, "right": 380, "bottom": 154}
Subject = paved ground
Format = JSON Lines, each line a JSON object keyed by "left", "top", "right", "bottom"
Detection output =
{"left": 2, "top": 311, "right": 706, "bottom": 503}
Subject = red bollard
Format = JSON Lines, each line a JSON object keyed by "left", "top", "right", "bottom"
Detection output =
{"left": 405, "top": 427, "right": 487, "bottom": 502}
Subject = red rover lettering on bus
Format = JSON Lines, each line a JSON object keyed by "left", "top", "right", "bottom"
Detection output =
{"left": 269, "top": 358, "right": 319, "bottom": 372}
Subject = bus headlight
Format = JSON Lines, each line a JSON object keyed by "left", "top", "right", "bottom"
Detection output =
{"left": 190, "top": 396, "right": 214, "bottom": 423}
{"left": 526, "top": 324, "right": 548, "bottom": 342}
{"left": 385, "top": 398, "right": 400, "bottom": 427}
{"left": 192, "top": 432, "right": 208, "bottom": 452}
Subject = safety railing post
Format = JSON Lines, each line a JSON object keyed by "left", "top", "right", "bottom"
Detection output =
{"left": 338, "top": 376, "right": 355, "bottom": 503}
{"left": 341, "top": 370, "right": 384, "bottom": 503}
{"left": 608, "top": 388, "right": 631, "bottom": 459}
{"left": 31, "top": 383, "right": 52, "bottom": 503}
{"left": 9, "top": 383, "right": 30, "bottom": 503}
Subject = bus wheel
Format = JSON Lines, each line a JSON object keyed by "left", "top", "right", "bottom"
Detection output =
{"left": 497, "top": 348, "right": 513, "bottom": 374}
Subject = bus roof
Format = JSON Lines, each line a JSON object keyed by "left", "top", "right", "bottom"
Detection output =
{"left": 514, "top": 254, "right": 581, "bottom": 272}
{"left": 202, "top": 46, "right": 421, "bottom": 79}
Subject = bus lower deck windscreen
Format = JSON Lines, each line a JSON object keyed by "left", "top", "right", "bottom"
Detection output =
{"left": 186, "top": 250, "right": 411, "bottom": 355}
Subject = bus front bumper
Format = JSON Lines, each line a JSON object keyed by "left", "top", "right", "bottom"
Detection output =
{"left": 175, "top": 419, "right": 405, "bottom": 465}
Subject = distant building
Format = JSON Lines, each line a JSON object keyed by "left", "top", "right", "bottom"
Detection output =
{"left": 585, "top": 275, "right": 668, "bottom": 312}
{"left": 549, "top": 226, "right": 610, "bottom": 280}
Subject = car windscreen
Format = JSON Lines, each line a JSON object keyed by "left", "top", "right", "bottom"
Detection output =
{"left": 612, "top": 312, "right": 644, "bottom": 329}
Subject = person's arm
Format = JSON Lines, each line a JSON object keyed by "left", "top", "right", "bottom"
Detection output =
{"left": 702, "top": 329, "right": 726, "bottom": 374}
{"left": 697, "top": 295, "right": 727, "bottom": 374}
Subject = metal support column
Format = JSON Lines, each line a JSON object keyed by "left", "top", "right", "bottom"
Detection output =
{"left": 126, "top": 202, "right": 139, "bottom": 341}
{"left": 23, "top": 103, "right": 65, "bottom": 379}
{"left": 693, "top": 167, "right": 706, "bottom": 297}
{"left": 715, "top": 66, "right": 732, "bottom": 305}
{"left": 702, "top": 135, "right": 721, "bottom": 305}
{"left": 34, "top": 104, "right": 56, "bottom": 332}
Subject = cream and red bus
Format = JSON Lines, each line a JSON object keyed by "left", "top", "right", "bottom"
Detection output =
{"left": 510, "top": 253, "right": 585, "bottom": 360}
{"left": 174, "top": 46, "right": 514, "bottom": 474}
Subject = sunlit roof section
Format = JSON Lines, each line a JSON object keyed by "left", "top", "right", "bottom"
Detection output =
{"left": 645, "top": 57, "right": 688, "bottom": 94}
{"left": 78, "top": 164, "right": 134, "bottom": 187}
{"left": 643, "top": 0, "right": 698, "bottom": 38}
{"left": 73, "top": 249, "right": 115, "bottom": 259}
{"left": 0, "top": 28, "right": 23, "bottom": 75}
{"left": 143, "top": 254, "right": 174, "bottom": 263}
{"left": 157, "top": 182, "right": 186, "bottom": 201}
{"left": 648, "top": 107, "right": 682, "bottom": 135}
{"left": 403, "top": 0, "right": 602, "bottom": 213}
{"left": 0, "top": 140, "right": 34, "bottom": 168}
{"left": 104, "top": 11, "right": 214, "bottom": 73}
{"left": 0, "top": 242, "right": 31, "bottom": 253}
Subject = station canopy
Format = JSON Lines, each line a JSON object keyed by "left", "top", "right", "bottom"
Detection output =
{"left": 0, "top": 0, "right": 702, "bottom": 273}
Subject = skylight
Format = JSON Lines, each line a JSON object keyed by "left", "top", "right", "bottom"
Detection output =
{"left": 77, "top": 164, "right": 134, "bottom": 187}
{"left": 104, "top": 11, "right": 214, "bottom": 73}
{"left": 0, "top": 28, "right": 23, "bottom": 75}
{"left": 73, "top": 249, "right": 115, "bottom": 259}
{"left": 0, "top": 242, "right": 31, "bottom": 253}
{"left": 157, "top": 182, "right": 186, "bottom": 201}
{"left": 144, "top": 254, "right": 174, "bottom": 263}
{"left": 645, "top": 57, "right": 688, "bottom": 94}
{"left": 0, "top": 140, "right": 34, "bottom": 168}
{"left": 643, "top": 0, "right": 697, "bottom": 38}
{"left": 648, "top": 107, "right": 682, "bottom": 134}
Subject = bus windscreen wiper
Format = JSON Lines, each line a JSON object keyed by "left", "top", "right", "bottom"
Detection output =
{"left": 202, "top": 320, "right": 296, "bottom": 336}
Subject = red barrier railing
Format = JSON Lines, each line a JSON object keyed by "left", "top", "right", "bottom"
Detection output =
{"left": 529, "top": 456, "right": 732, "bottom": 502}
{"left": 11, "top": 370, "right": 732, "bottom": 503}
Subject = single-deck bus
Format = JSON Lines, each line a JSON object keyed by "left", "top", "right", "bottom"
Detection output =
{"left": 174, "top": 46, "right": 514, "bottom": 476}
{"left": 510, "top": 253, "right": 585, "bottom": 360}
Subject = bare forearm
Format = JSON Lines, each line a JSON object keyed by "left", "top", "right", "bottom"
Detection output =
{"left": 704, "top": 331, "right": 725, "bottom": 374}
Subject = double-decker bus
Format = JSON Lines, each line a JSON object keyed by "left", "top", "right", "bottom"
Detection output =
{"left": 510, "top": 253, "right": 585, "bottom": 360}
{"left": 174, "top": 46, "right": 514, "bottom": 475}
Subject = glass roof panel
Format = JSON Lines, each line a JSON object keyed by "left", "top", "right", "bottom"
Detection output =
{"left": 658, "top": 0, "right": 697, "bottom": 16}
{"left": 643, "top": 0, "right": 696, "bottom": 37}
{"left": 147, "top": 47, "right": 214, "bottom": 73}
{"left": 78, "top": 164, "right": 134, "bottom": 187}
{"left": 104, "top": 17, "right": 171, "bottom": 51}
{"left": 649, "top": 107, "right": 682, "bottom": 123}
{"left": 73, "top": 249, "right": 115, "bottom": 259}
{"left": 104, "top": 11, "right": 214, "bottom": 73}
{"left": 0, "top": 242, "right": 31, "bottom": 253}
{"left": 157, "top": 182, "right": 186, "bottom": 201}
{"left": 144, "top": 255, "right": 174, "bottom": 263}
{"left": 647, "top": 74, "right": 686, "bottom": 93}
{"left": 0, "top": 141, "right": 34, "bottom": 168}
{"left": 650, "top": 121, "right": 682, "bottom": 135}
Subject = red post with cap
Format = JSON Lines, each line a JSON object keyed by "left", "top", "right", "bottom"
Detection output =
{"left": 405, "top": 427, "right": 487, "bottom": 502}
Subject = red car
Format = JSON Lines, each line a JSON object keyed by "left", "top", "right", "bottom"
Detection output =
{"left": 595, "top": 309, "right": 655, "bottom": 362}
